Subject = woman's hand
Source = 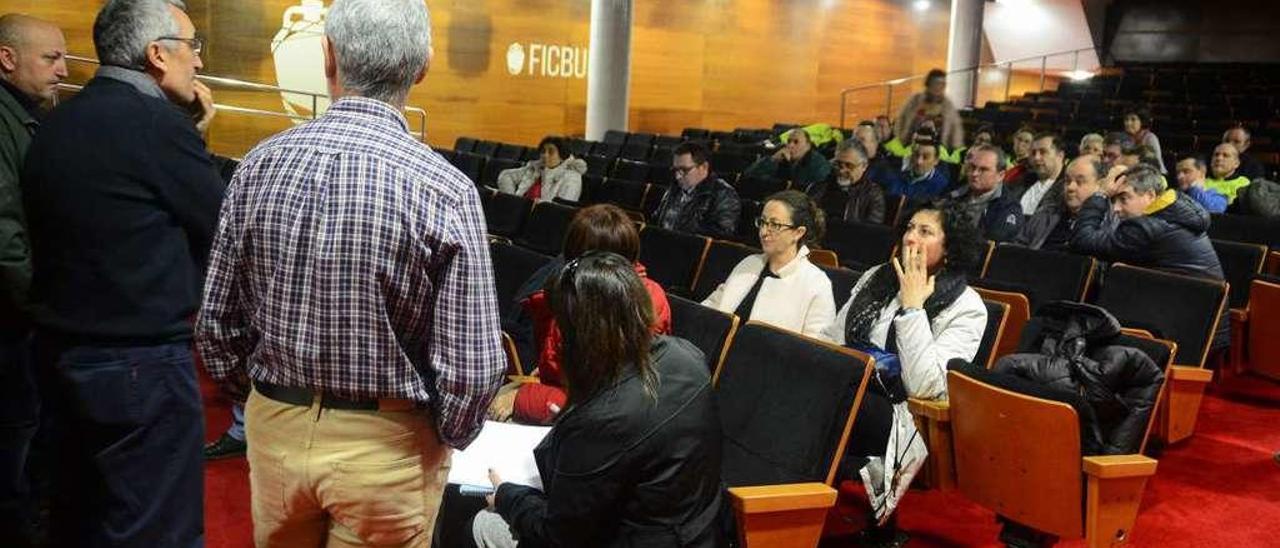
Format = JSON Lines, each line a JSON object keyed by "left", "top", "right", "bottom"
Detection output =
{"left": 485, "top": 468, "right": 503, "bottom": 509}
{"left": 893, "top": 243, "right": 935, "bottom": 310}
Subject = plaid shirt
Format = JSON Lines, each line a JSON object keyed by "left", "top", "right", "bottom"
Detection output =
{"left": 195, "top": 97, "right": 505, "bottom": 448}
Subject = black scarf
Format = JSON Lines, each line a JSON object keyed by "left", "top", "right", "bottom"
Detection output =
{"left": 843, "top": 263, "right": 969, "bottom": 353}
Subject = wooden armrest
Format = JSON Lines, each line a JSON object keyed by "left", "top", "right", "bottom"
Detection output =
{"left": 1169, "top": 365, "right": 1214, "bottom": 383}
{"left": 907, "top": 397, "right": 950, "bottom": 422}
{"left": 1230, "top": 308, "right": 1248, "bottom": 322}
{"left": 1120, "top": 327, "right": 1156, "bottom": 339}
{"left": 729, "top": 483, "right": 836, "bottom": 514}
{"left": 1082, "top": 455, "right": 1158, "bottom": 479}
{"left": 506, "top": 375, "right": 541, "bottom": 384}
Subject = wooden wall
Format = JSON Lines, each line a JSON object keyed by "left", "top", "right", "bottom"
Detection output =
{"left": 8, "top": 0, "right": 954, "bottom": 156}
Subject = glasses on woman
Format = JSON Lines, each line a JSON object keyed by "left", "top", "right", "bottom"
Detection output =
{"left": 754, "top": 218, "right": 797, "bottom": 233}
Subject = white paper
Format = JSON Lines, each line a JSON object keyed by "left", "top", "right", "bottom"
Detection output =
{"left": 448, "top": 421, "right": 551, "bottom": 491}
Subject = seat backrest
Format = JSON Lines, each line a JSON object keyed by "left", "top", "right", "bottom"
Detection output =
{"left": 619, "top": 142, "right": 651, "bottom": 161}
{"left": 603, "top": 129, "right": 628, "bottom": 144}
{"left": 1094, "top": 264, "right": 1227, "bottom": 367}
{"left": 472, "top": 140, "right": 499, "bottom": 157}
{"left": 1247, "top": 276, "right": 1280, "bottom": 381}
{"left": 601, "top": 179, "right": 649, "bottom": 212}
{"left": 517, "top": 201, "right": 578, "bottom": 255}
{"left": 973, "top": 286, "right": 1030, "bottom": 363}
{"left": 948, "top": 370, "right": 1084, "bottom": 539}
{"left": 481, "top": 191, "right": 533, "bottom": 238}
{"left": 733, "top": 199, "right": 763, "bottom": 246}
{"left": 668, "top": 295, "right": 739, "bottom": 376}
{"left": 610, "top": 159, "right": 652, "bottom": 183}
{"left": 494, "top": 143, "right": 525, "bottom": 160}
{"left": 984, "top": 244, "right": 1096, "bottom": 309}
{"left": 735, "top": 175, "right": 789, "bottom": 202}
{"left": 585, "top": 154, "right": 614, "bottom": 178}
{"left": 818, "top": 264, "right": 862, "bottom": 307}
{"left": 717, "top": 322, "right": 873, "bottom": 487}
{"left": 1211, "top": 239, "right": 1267, "bottom": 310}
{"left": 480, "top": 158, "right": 522, "bottom": 187}
{"left": 448, "top": 151, "right": 486, "bottom": 184}
{"left": 489, "top": 241, "right": 553, "bottom": 311}
{"left": 691, "top": 240, "right": 759, "bottom": 302}
{"left": 1208, "top": 213, "right": 1280, "bottom": 250}
{"left": 975, "top": 299, "right": 1010, "bottom": 369}
{"left": 638, "top": 226, "right": 711, "bottom": 291}
{"left": 823, "top": 220, "right": 895, "bottom": 271}
{"left": 577, "top": 174, "right": 608, "bottom": 205}
{"left": 807, "top": 249, "right": 839, "bottom": 269}
{"left": 454, "top": 136, "right": 477, "bottom": 153}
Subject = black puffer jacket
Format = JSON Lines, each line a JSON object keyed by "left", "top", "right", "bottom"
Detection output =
{"left": 495, "top": 336, "right": 725, "bottom": 547}
{"left": 992, "top": 302, "right": 1165, "bottom": 455}
{"left": 653, "top": 174, "right": 742, "bottom": 239}
{"left": 1071, "top": 190, "right": 1224, "bottom": 279}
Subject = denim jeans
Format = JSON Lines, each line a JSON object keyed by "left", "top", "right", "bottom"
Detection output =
{"left": 34, "top": 335, "right": 205, "bottom": 548}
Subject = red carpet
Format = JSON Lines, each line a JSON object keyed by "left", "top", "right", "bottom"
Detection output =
{"left": 199, "top": 372, "right": 1280, "bottom": 547}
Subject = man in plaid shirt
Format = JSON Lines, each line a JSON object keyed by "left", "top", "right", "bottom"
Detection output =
{"left": 194, "top": 0, "right": 504, "bottom": 545}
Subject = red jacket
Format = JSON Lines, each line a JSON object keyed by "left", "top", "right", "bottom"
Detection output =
{"left": 512, "top": 263, "right": 672, "bottom": 424}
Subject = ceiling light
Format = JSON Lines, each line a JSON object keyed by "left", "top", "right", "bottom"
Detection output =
{"left": 913, "top": 0, "right": 931, "bottom": 11}
{"left": 1066, "top": 70, "right": 1094, "bottom": 81}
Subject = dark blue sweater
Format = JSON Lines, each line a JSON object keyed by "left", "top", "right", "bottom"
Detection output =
{"left": 21, "top": 77, "right": 225, "bottom": 343}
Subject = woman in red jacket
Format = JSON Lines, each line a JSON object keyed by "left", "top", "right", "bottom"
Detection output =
{"left": 489, "top": 204, "right": 671, "bottom": 424}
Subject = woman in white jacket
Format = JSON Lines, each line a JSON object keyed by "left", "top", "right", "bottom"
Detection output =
{"left": 824, "top": 204, "right": 988, "bottom": 541}
{"left": 702, "top": 190, "right": 835, "bottom": 340}
{"left": 496, "top": 136, "right": 585, "bottom": 203}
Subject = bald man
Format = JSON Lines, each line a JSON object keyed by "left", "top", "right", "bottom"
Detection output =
{"left": 0, "top": 13, "right": 65, "bottom": 547}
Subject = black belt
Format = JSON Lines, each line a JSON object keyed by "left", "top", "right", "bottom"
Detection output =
{"left": 253, "top": 380, "right": 418, "bottom": 412}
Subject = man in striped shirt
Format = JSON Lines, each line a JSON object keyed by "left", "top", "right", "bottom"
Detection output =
{"left": 195, "top": 0, "right": 504, "bottom": 545}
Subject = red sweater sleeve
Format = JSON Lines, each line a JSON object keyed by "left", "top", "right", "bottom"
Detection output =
{"left": 512, "top": 382, "right": 567, "bottom": 425}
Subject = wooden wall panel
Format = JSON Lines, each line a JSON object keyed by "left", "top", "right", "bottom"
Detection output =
{"left": 9, "top": 0, "right": 953, "bottom": 155}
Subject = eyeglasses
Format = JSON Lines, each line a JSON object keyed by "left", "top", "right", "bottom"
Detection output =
{"left": 754, "top": 218, "right": 797, "bottom": 233}
{"left": 156, "top": 36, "right": 203, "bottom": 56}
{"left": 833, "top": 160, "right": 866, "bottom": 170}
{"left": 671, "top": 164, "right": 699, "bottom": 175}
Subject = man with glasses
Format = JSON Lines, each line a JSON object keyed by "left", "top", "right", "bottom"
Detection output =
{"left": 805, "top": 139, "right": 886, "bottom": 224}
{"left": 944, "top": 144, "right": 1022, "bottom": 241}
{"left": 20, "top": 1, "right": 224, "bottom": 545}
{"left": 653, "top": 141, "right": 741, "bottom": 238}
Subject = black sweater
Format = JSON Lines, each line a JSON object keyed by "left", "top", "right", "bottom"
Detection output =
{"left": 21, "top": 77, "right": 225, "bottom": 343}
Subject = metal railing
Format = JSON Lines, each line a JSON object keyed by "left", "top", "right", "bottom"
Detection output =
{"left": 59, "top": 54, "right": 429, "bottom": 144}
{"left": 838, "top": 47, "right": 1099, "bottom": 129}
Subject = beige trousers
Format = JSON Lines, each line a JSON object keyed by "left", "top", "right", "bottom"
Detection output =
{"left": 245, "top": 389, "right": 451, "bottom": 547}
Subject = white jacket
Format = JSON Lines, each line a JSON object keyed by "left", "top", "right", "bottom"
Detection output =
{"left": 702, "top": 246, "right": 836, "bottom": 340}
{"left": 496, "top": 157, "right": 586, "bottom": 203}
{"left": 824, "top": 265, "right": 987, "bottom": 401}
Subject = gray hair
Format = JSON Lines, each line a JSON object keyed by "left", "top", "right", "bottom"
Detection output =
{"left": 1119, "top": 164, "right": 1165, "bottom": 195}
{"left": 93, "top": 0, "right": 186, "bottom": 69}
{"left": 968, "top": 144, "right": 1007, "bottom": 171}
{"left": 835, "top": 138, "right": 868, "bottom": 162}
{"left": 1079, "top": 133, "right": 1104, "bottom": 148}
{"left": 326, "top": 0, "right": 432, "bottom": 106}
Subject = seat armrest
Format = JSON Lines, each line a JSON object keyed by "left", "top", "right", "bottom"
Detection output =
{"left": 907, "top": 398, "right": 950, "bottom": 422}
{"left": 730, "top": 483, "right": 836, "bottom": 548}
{"left": 1082, "top": 455, "right": 1157, "bottom": 479}
{"left": 1169, "top": 365, "right": 1214, "bottom": 383}
{"left": 729, "top": 483, "right": 836, "bottom": 514}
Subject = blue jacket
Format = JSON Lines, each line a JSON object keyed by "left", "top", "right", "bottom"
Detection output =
{"left": 1183, "top": 185, "right": 1228, "bottom": 214}
{"left": 882, "top": 168, "right": 950, "bottom": 202}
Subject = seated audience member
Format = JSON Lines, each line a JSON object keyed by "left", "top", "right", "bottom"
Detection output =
{"left": 824, "top": 204, "right": 987, "bottom": 536}
{"left": 1002, "top": 128, "right": 1035, "bottom": 184}
{"left": 882, "top": 129, "right": 950, "bottom": 201}
{"left": 1205, "top": 142, "right": 1252, "bottom": 205}
{"left": 496, "top": 135, "right": 585, "bottom": 202}
{"left": 1011, "top": 133, "right": 1068, "bottom": 216}
{"left": 493, "top": 204, "right": 671, "bottom": 425}
{"left": 1016, "top": 155, "right": 1112, "bottom": 251}
{"left": 1119, "top": 144, "right": 1163, "bottom": 170}
{"left": 472, "top": 251, "right": 723, "bottom": 548}
{"left": 875, "top": 114, "right": 894, "bottom": 145}
{"left": 854, "top": 119, "right": 895, "bottom": 182}
{"left": 947, "top": 123, "right": 996, "bottom": 165}
{"left": 894, "top": 68, "right": 965, "bottom": 150}
{"left": 1072, "top": 164, "right": 1224, "bottom": 279}
{"left": 806, "top": 139, "right": 887, "bottom": 223}
{"left": 653, "top": 141, "right": 742, "bottom": 238}
{"left": 1175, "top": 156, "right": 1228, "bottom": 214}
{"left": 703, "top": 190, "right": 835, "bottom": 339}
{"left": 1079, "top": 133, "right": 1105, "bottom": 158}
{"left": 1224, "top": 126, "right": 1265, "bottom": 181}
{"left": 1122, "top": 109, "right": 1166, "bottom": 173}
{"left": 1102, "top": 131, "right": 1135, "bottom": 170}
{"left": 945, "top": 144, "right": 1022, "bottom": 241}
{"left": 744, "top": 127, "right": 832, "bottom": 190}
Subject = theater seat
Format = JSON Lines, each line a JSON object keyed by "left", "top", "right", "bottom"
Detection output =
{"left": 823, "top": 220, "right": 895, "bottom": 272}
{"left": 982, "top": 244, "right": 1096, "bottom": 311}
{"left": 638, "top": 226, "right": 711, "bottom": 294}
{"left": 690, "top": 240, "right": 759, "bottom": 302}
{"left": 1210, "top": 239, "right": 1268, "bottom": 372}
{"left": 717, "top": 322, "right": 874, "bottom": 548}
{"left": 667, "top": 295, "right": 739, "bottom": 375}
{"left": 480, "top": 190, "right": 533, "bottom": 239}
{"left": 516, "top": 201, "right": 578, "bottom": 255}
{"left": 1246, "top": 276, "right": 1280, "bottom": 381}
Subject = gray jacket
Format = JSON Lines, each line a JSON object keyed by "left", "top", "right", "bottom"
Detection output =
{"left": 497, "top": 156, "right": 586, "bottom": 203}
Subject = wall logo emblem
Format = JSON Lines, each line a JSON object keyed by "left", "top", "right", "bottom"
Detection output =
{"left": 271, "top": 0, "right": 329, "bottom": 120}
{"left": 506, "top": 43, "right": 526, "bottom": 75}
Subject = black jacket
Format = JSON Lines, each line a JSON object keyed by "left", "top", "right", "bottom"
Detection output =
{"left": 1071, "top": 191, "right": 1224, "bottom": 280}
{"left": 495, "top": 336, "right": 725, "bottom": 548}
{"left": 653, "top": 175, "right": 742, "bottom": 239}
{"left": 805, "top": 174, "right": 887, "bottom": 224}
{"left": 992, "top": 302, "right": 1164, "bottom": 455}
{"left": 947, "top": 185, "right": 1023, "bottom": 242}
{"left": 21, "top": 76, "right": 225, "bottom": 342}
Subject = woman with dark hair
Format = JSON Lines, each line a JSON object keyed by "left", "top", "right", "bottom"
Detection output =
{"left": 1122, "top": 109, "right": 1166, "bottom": 173}
{"left": 823, "top": 204, "right": 988, "bottom": 539}
{"left": 893, "top": 68, "right": 965, "bottom": 150}
{"left": 702, "top": 190, "right": 835, "bottom": 339}
{"left": 497, "top": 135, "right": 586, "bottom": 202}
{"left": 493, "top": 204, "right": 671, "bottom": 425}
{"left": 472, "top": 251, "right": 724, "bottom": 548}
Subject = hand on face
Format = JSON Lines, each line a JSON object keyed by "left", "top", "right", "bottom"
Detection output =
{"left": 190, "top": 79, "right": 215, "bottom": 133}
{"left": 893, "top": 243, "right": 936, "bottom": 310}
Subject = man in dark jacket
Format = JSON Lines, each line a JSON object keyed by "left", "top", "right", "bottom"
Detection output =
{"left": 0, "top": 14, "right": 66, "bottom": 546}
{"left": 743, "top": 127, "right": 832, "bottom": 190}
{"left": 1016, "top": 155, "right": 1114, "bottom": 251}
{"left": 654, "top": 141, "right": 741, "bottom": 238}
{"left": 1224, "top": 127, "right": 1266, "bottom": 181}
{"left": 806, "top": 139, "right": 886, "bottom": 224}
{"left": 945, "top": 144, "right": 1022, "bottom": 241}
{"left": 20, "top": 1, "right": 223, "bottom": 545}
